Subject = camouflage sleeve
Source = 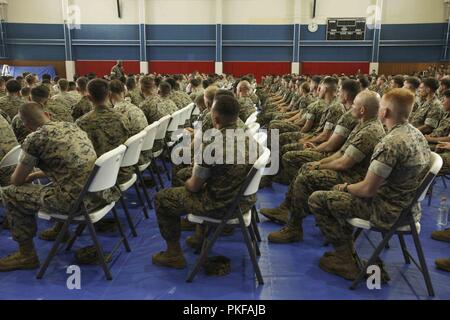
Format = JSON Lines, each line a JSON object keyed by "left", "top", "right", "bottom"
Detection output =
{"left": 368, "top": 141, "right": 395, "bottom": 179}
{"left": 305, "top": 103, "right": 318, "bottom": 121}
{"left": 20, "top": 133, "right": 40, "bottom": 168}
{"left": 324, "top": 106, "right": 344, "bottom": 132}
{"left": 425, "top": 103, "right": 443, "bottom": 129}
{"left": 344, "top": 130, "right": 376, "bottom": 163}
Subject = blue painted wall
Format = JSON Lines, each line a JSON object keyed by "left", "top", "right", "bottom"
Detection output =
{"left": 2, "top": 23, "right": 448, "bottom": 62}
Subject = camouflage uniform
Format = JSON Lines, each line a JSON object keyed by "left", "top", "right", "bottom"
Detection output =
{"left": 430, "top": 111, "right": 450, "bottom": 138}
{"left": 155, "top": 123, "right": 256, "bottom": 242}
{"left": 0, "top": 95, "right": 24, "bottom": 120}
{"left": 0, "top": 114, "right": 19, "bottom": 186}
{"left": 280, "top": 118, "right": 385, "bottom": 229}
{"left": 238, "top": 96, "right": 255, "bottom": 122}
{"left": 128, "top": 89, "right": 145, "bottom": 107}
{"left": 52, "top": 92, "right": 79, "bottom": 110}
{"left": 441, "top": 151, "right": 450, "bottom": 175}
{"left": 139, "top": 95, "right": 164, "bottom": 124}
{"left": 410, "top": 96, "right": 443, "bottom": 129}
{"left": 169, "top": 91, "right": 192, "bottom": 110}
{"left": 76, "top": 106, "right": 132, "bottom": 185}
{"left": 111, "top": 65, "right": 125, "bottom": 79}
{"left": 159, "top": 97, "right": 178, "bottom": 115}
{"left": 45, "top": 100, "right": 73, "bottom": 122}
{"left": 309, "top": 123, "right": 431, "bottom": 247}
{"left": 0, "top": 122, "right": 104, "bottom": 243}
{"left": 71, "top": 96, "right": 93, "bottom": 121}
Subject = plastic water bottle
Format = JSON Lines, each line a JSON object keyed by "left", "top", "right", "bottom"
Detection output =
{"left": 437, "top": 196, "right": 449, "bottom": 228}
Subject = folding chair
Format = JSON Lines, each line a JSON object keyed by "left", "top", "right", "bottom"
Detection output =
{"left": 37, "top": 145, "right": 130, "bottom": 280}
{"left": 245, "top": 111, "right": 258, "bottom": 126}
{"left": 427, "top": 174, "right": 449, "bottom": 206}
{"left": 246, "top": 122, "right": 260, "bottom": 136}
{"left": 118, "top": 130, "right": 148, "bottom": 237}
{"left": 138, "top": 121, "right": 162, "bottom": 191}
{"left": 186, "top": 148, "right": 271, "bottom": 285}
{"left": 152, "top": 115, "right": 172, "bottom": 184}
{"left": 348, "top": 152, "right": 443, "bottom": 297}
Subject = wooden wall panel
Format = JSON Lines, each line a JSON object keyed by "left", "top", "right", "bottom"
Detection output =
{"left": 378, "top": 62, "right": 449, "bottom": 76}
{"left": 0, "top": 60, "right": 66, "bottom": 78}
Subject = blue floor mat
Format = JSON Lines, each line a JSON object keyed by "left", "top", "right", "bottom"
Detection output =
{"left": 0, "top": 174, "right": 449, "bottom": 300}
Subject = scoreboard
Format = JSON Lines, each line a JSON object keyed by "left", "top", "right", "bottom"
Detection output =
{"left": 326, "top": 18, "right": 366, "bottom": 41}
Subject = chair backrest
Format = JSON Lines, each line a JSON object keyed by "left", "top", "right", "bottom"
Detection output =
{"left": 154, "top": 115, "right": 171, "bottom": 140}
{"left": 141, "top": 121, "right": 159, "bottom": 152}
{"left": 245, "top": 111, "right": 258, "bottom": 125}
{"left": 246, "top": 122, "right": 260, "bottom": 136}
{"left": 184, "top": 103, "right": 195, "bottom": 121}
{"left": 0, "top": 145, "right": 21, "bottom": 169}
{"left": 167, "top": 110, "right": 183, "bottom": 132}
{"left": 191, "top": 104, "right": 200, "bottom": 116}
{"left": 244, "top": 147, "right": 271, "bottom": 196}
{"left": 121, "top": 130, "right": 147, "bottom": 167}
{"left": 417, "top": 152, "right": 443, "bottom": 202}
{"left": 88, "top": 145, "right": 127, "bottom": 192}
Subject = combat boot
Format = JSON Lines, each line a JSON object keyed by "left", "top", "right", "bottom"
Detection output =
{"left": 0, "top": 240, "right": 40, "bottom": 272}
{"left": 436, "top": 258, "right": 450, "bottom": 272}
{"left": 268, "top": 225, "right": 303, "bottom": 243}
{"left": 186, "top": 225, "right": 205, "bottom": 249}
{"left": 152, "top": 251, "right": 186, "bottom": 269}
{"left": 180, "top": 217, "right": 196, "bottom": 231}
{"left": 260, "top": 204, "right": 289, "bottom": 225}
{"left": 319, "top": 243, "right": 360, "bottom": 280}
{"left": 39, "top": 222, "right": 70, "bottom": 242}
{"left": 431, "top": 228, "right": 450, "bottom": 243}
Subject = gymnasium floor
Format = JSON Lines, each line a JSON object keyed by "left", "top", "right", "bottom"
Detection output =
{"left": 0, "top": 168, "right": 449, "bottom": 300}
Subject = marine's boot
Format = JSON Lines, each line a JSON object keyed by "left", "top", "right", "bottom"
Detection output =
{"left": 152, "top": 243, "right": 187, "bottom": 269}
{"left": 186, "top": 225, "right": 205, "bottom": 249}
{"left": 39, "top": 222, "right": 70, "bottom": 242}
{"left": 319, "top": 243, "right": 360, "bottom": 280}
{"left": 260, "top": 203, "right": 289, "bottom": 225}
{"left": 0, "top": 240, "right": 40, "bottom": 272}
{"left": 435, "top": 258, "right": 450, "bottom": 272}
{"left": 268, "top": 224, "right": 303, "bottom": 243}
{"left": 431, "top": 228, "right": 450, "bottom": 243}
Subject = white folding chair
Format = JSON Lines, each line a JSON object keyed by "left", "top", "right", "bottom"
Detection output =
{"left": 246, "top": 122, "right": 260, "bottom": 136}
{"left": 139, "top": 121, "right": 163, "bottom": 191}
{"left": 166, "top": 109, "right": 184, "bottom": 148}
{"left": 186, "top": 148, "right": 271, "bottom": 284}
{"left": 348, "top": 152, "right": 443, "bottom": 297}
{"left": 37, "top": 145, "right": 129, "bottom": 280}
{"left": 0, "top": 145, "right": 21, "bottom": 169}
{"left": 245, "top": 111, "right": 258, "bottom": 126}
{"left": 153, "top": 115, "right": 172, "bottom": 183}
{"left": 118, "top": 130, "right": 148, "bottom": 237}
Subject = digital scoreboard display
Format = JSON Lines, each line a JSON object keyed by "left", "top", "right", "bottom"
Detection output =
{"left": 326, "top": 18, "right": 366, "bottom": 41}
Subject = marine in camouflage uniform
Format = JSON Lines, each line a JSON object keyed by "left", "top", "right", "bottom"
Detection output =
{"left": 267, "top": 117, "right": 385, "bottom": 244}
{"left": 76, "top": 105, "right": 132, "bottom": 185}
{"left": 52, "top": 91, "right": 79, "bottom": 110}
{"left": 410, "top": 95, "right": 442, "bottom": 130}
{"left": 139, "top": 94, "right": 164, "bottom": 124}
{"left": 169, "top": 90, "right": 192, "bottom": 110}
{"left": 45, "top": 99, "right": 73, "bottom": 122}
{"left": 153, "top": 122, "right": 256, "bottom": 268}
{"left": 71, "top": 95, "right": 93, "bottom": 121}
{"left": 0, "top": 118, "right": 102, "bottom": 271}
{"left": 0, "top": 95, "right": 24, "bottom": 120}
{"left": 159, "top": 96, "right": 179, "bottom": 115}
{"left": 128, "top": 88, "right": 146, "bottom": 107}
{"left": 0, "top": 114, "right": 19, "bottom": 186}
{"left": 308, "top": 122, "right": 430, "bottom": 279}
{"left": 238, "top": 96, "right": 255, "bottom": 122}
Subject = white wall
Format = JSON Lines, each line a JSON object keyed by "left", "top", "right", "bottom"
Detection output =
{"left": 5, "top": 0, "right": 448, "bottom": 25}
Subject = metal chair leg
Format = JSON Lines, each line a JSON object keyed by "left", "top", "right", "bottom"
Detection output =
{"left": 381, "top": 232, "right": 390, "bottom": 249}
{"left": 37, "top": 216, "right": 74, "bottom": 279}
{"left": 85, "top": 219, "right": 113, "bottom": 280}
{"left": 120, "top": 197, "right": 138, "bottom": 237}
{"left": 133, "top": 183, "right": 149, "bottom": 219}
{"left": 151, "top": 162, "right": 165, "bottom": 189}
{"left": 147, "top": 165, "right": 161, "bottom": 191}
{"left": 112, "top": 207, "right": 131, "bottom": 252}
{"left": 136, "top": 167, "right": 153, "bottom": 212}
{"left": 353, "top": 228, "right": 363, "bottom": 241}
{"left": 239, "top": 218, "right": 264, "bottom": 285}
{"left": 398, "top": 234, "right": 411, "bottom": 264}
{"left": 65, "top": 224, "right": 86, "bottom": 251}
{"left": 248, "top": 224, "right": 261, "bottom": 256}
{"left": 161, "top": 158, "right": 171, "bottom": 181}
{"left": 410, "top": 222, "right": 435, "bottom": 297}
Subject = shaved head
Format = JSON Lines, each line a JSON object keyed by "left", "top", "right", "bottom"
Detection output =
{"left": 19, "top": 102, "right": 48, "bottom": 129}
{"left": 237, "top": 80, "right": 251, "bottom": 92}
{"left": 354, "top": 90, "right": 380, "bottom": 118}
{"left": 382, "top": 88, "right": 415, "bottom": 121}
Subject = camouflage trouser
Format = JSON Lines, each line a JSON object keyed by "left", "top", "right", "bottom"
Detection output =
{"left": 171, "top": 164, "right": 192, "bottom": 187}
{"left": 441, "top": 152, "right": 450, "bottom": 175}
{"left": 0, "top": 183, "right": 118, "bottom": 243}
{"left": 284, "top": 166, "right": 362, "bottom": 228}
{"left": 0, "top": 184, "right": 73, "bottom": 243}
{"left": 308, "top": 191, "right": 373, "bottom": 247}
{"left": 257, "top": 111, "right": 281, "bottom": 127}
{"left": 155, "top": 187, "right": 226, "bottom": 242}
{"left": 269, "top": 120, "right": 301, "bottom": 135}
{"left": 279, "top": 150, "right": 331, "bottom": 185}
{"left": 0, "top": 166, "right": 14, "bottom": 187}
